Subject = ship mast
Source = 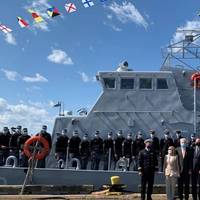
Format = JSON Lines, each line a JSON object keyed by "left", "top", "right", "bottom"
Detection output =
{"left": 162, "top": 29, "right": 200, "bottom": 134}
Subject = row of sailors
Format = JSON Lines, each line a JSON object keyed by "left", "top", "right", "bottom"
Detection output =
{"left": 0, "top": 125, "right": 197, "bottom": 170}
{"left": 0, "top": 125, "right": 51, "bottom": 167}
{"left": 55, "top": 129, "right": 196, "bottom": 170}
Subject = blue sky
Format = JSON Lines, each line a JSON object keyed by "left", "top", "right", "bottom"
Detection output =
{"left": 0, "top": 0, "right": 199, "bottom": 133}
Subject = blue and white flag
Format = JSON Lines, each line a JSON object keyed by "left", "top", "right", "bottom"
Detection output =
{"left": 82, "top": 0, "right": 94, "bottom": 8}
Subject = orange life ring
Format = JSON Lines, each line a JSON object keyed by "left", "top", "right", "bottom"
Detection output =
{"left": 24, "top": 135, "right": 50, "bottom": 160}
{"left": 191, "top": 72, "right": 200, "bottom": 81}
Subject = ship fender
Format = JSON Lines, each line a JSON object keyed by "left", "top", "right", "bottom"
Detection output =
{"left": 68, "top": 158, "right": 81, "bottom": 170}
{"left": 5, "top": 155, "right": 18, "bottom": 167}
{"left": 24, "top": 136, "right": 50, "bottom": 160}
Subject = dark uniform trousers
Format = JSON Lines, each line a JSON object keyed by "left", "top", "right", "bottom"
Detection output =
{"left": 138, "top": 149, "right": 158, "bottom": 200}
{"left": 90, "top": 138, "right": 103, "bottom": 170}
{"left": 80, "top": 140, "right": 90, "bottom": 170}
{"left": 114, "top": 137, "right": 125, "bottom": 168}
{"left": 103, "top": 139, "right": 114, "bottom": 170}
{"left": 141, "top": 170, "right": 155, "bottom": 200}
{"left": 176, "top": 147, "right": 191, "bottom": 200}
{"left": 123, "top": 139, "right": 133, "bottom": 171}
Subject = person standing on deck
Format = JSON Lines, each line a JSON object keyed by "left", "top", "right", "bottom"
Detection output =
{"left": 90, "top": 131, "right": 103, "bottom": 170}
{"left": 18, "top": 128, "right": 31, "bottom": 167}
{"left": 36, "top": 125, "right": 52, "bottom": 168}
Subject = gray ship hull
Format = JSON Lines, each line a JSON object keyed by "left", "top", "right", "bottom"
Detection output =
{"left": 0, "top": 167, "right": 165, "bottom": 192}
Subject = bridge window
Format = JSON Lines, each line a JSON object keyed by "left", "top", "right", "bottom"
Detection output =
{"left": 157, "top": 78, "right": 168, "bottom": 89}
{"left": 139, "top": 78, "right": 152, "bottom": 89}
{"left": 103, "top": 78, "right": 116, "bottom": 89}
{"left": 121, "top": 78, "right": 134, "bottom": 89}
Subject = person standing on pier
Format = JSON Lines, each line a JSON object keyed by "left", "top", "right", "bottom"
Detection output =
{"left": 191, "top": 138, "right": 200, "bottom": 200}
{"left": 176, "top": 138, "right": 191, "bottom": 200}
{"left": 138, "top": 139, "right": 158, "bottom": 200}
{"left": 163, "top": 146, "right": 180, "bottom": 200}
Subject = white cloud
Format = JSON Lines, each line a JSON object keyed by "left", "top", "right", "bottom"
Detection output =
{"left": 0, "top": 97, "right": 54, "bottom": 134}
{"left": 4, "top": 33, "right": 17, "bottom": 45}
{"left": 172, "top": 20, "right": 200, "bottom": 44}
{"left": 107, "top": 1, "right": 148, "bottom": 29}
{"left": 47, "top": 49, "right": 73, "bottom": 65}
{"left": 79, "top": 72, "right": 96, "bottom": 83}
{"left": 1, "top": 68, "right": 19, "bottom": 81}
{"left": 23, "top": 73, "right": 48, "bottom": 83}
{"left": 1, "top": 69, "right": 48, "bottom": 83}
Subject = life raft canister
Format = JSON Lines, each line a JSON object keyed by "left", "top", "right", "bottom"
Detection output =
{"left": 24, "top": 136, "right": 50, "bottom": 160}
{"left": 191, "top": 72, "right": 200, "bottom": 88}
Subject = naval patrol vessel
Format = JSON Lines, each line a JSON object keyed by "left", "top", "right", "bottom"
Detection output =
{"left": 0, "top": 30, "right": 200, "bottom": 192}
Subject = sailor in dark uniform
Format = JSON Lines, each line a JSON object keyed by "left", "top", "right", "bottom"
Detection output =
{"left": 68, "top": 130, "right": 81, "bottom": 168}
{"left": 55, "top": 129, "right": 69, "bottom": 165}
{"left": 103, "top": 132, "right": 114, "bottom": 170}
{"left": 133, "top": 131, "right": 145, "bottom": 170}
{"left": 90, "top": 131, "right": 103, "bottom": 170}
{"left": 36, "top": 125, "right": 52, "bottom": 168}
{"left": 159, "top": 129, "right": 174, "bottom": 170}
{"left": 138, "top": 139, "right": 158, "bottom": 200}
{"left": 122, "top": 133, "right": 134, "bottom": 170}
{"left": 9, "top": 125, "right": 22, "bottom": 161}
{"left": 0, "top": 127, "right": 11, "bottom": 166}
{"left": 174, "top": 130, "right": 183, "bottom": 148}
{"left": 149, "top": 130, "right": 160, "bottom": 156}
{"left": 114, "top": 130, "right": 125, "bottom": 166}
{"left": 17, "top": 128, "right": 31, "bottom": 167}
{"left": 188, "top": 133, "right": 196, "bottom": 148}
{"left": 79, "top": 133, "right": 90, "bottom": 169}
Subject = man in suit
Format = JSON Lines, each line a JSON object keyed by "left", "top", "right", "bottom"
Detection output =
{"left": 176, "top": 138, "right": 192, "bottom": 200}
{"left": 138, "top": 139, "right": 158, "bottom": 200}
{"left": 191, "top": 138, "right": 200, "bottom": 200}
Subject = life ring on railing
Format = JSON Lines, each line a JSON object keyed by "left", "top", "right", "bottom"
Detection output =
{"left": 191, "top": 72, "right": 200, "bottom": 81}
{"left": 191, "top": 72, "right": 200, "bottom": 88}
{"left": 24, "top": 136, "right": 50, "bottom": 160}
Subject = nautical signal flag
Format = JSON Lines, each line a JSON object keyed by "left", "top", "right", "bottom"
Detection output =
{"left": 65, "top": 3, "right": 77, "bottom": 13}
{"left": 28, "top": 9, "right": 44, "bottom": 23}
{"left": 17, "top": 17, "right": 29, "bottom": 28}
{"left": 0, "top": 24, "right": 12, "bottom": 33}
{"left": 47, "top": 6, "right": 60, "bottom": 18}
{"left": 82, "top": 0, "right": 94, "bottom": 8}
